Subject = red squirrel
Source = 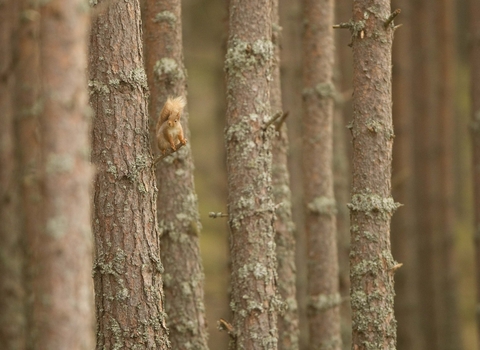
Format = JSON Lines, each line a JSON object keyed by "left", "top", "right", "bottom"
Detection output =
{"left": 156, "top": 96, "right": 187, "bottom": 154}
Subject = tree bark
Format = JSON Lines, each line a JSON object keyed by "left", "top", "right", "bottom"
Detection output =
{"left": 29, "top": 0, "right": 94, "bottom": 348}
{"left": 90, "top": 1, "right": 169, "bottom": 348}
{"left": 302, "top": 0, "right": 342, "bottom": 349}
{"left": 412, "top": 0, "right": 440, "bottom": 347}
{"left": 437, "top": 1, "right": 463, "bottom": 349}
{"left": 348, "top": 1, "right": 398, "bottom": 349}
{"left": 142, "top": 0, "right": 209, "bottom": 348}
{"left": 390, "top": 1, "right": 422, "bottom": 349}
{"left": 0, "top": 2, "right": 26, "bottom": 349}
{"left": 225, "top": 0, "right": 279, "bottom": 348}
{"left": 271, "top": 1, "right": 299, "bottom": 349}
{"left": 12, "top": 0, "right": 41, "bottom": 348}
{"left": 334, "top": 2, "right": 353, "bottom": 348}
{"left": 470, "top": 0, "right": 480, "bottom": 346}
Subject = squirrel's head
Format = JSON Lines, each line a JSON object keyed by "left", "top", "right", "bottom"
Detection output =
{"left": 168, "top": 114, "right": 180, "bottom": 127}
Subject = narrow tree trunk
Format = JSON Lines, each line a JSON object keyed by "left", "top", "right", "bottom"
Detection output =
{"left": 90, "top": 1, "right": 169, "bottom": 348}
{"left": 225, "top": 0, "right": 278, "bottom": 348}
{"left": 278, "top": 1, "right": 308, "bottom": 347}
{"left": 391, "top": 1, "right": 422, "bottom": 349}
{"left": 334, "top": 2, "right": 353, "bottom": 348}
{"left": 412, "top": 0, "right": 440, "bottom": 347}
{"left": 30, "top": 0, "right": 94, "bottom": 348}
{"left": 0, "top": 2, "right": 25, "bottom": 348}
{"left": 13, "top": 1, "right": 41, "bottom": 348}
{"left": 302, "top": 0, "right": 342, "bottom": 349}
{"left": 142, "top": 1, "right": 209, "bottom": 348}
{"left": 271, "top": 1, "right": 299, "bottom": 349}
{"left": 348, "top": 2, "right": 398, "bottom": 348}
{"left": 470, "top": 0, "right": 480, "bottom": 346}
{"left": 437, "top": 1, "right": 463, "bottom": 349}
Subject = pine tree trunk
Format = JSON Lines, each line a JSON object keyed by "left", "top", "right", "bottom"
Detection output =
{"left": 437, "top": 1, "right": 462, "bottom": 349}
{"left": 30, "top": 0, "right": 94, "bottom": 348}
{"left": 412, "top": 0, "right": 440, "bottom": 347}
{"left": 470, "top": 0, "right": 480, "bottom": 346}
{"left": 391, "top": 1, "right": 422, "bottom": 349}
{"left": 0, "top": 2, "right": 26, "bottom": 348}
{"left": 225, "top": 0, "right": 278, "bottom": 348}
{"left": 302, "top": 0, "right": 342, "bottom": 348}
{"left": 12, "top": 0, "right": 41, "bottom": 348}
{"left": 348, "top": 1, "right": 398, "bottom": 348}
{"left": 278, "top": 1, "right": 308, "bottom": 347}
{"left": 142, "top": 0, "right": 209, "bottom": 348}
{"left": 90, "top": 1, "right": 169, "bottom": 348}
{"left": 334, "top": 2, "right": 353, "bottom": 348}
{"left": 271, "top": 1, "right": 299, "bottom": 349}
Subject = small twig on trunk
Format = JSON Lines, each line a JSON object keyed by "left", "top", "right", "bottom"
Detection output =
{"left": 153, "top": 142, "right": 185, "bottom": 166}
{"left": 209, "top": 212, "right": 228, "bottom": 219}
{"left": 333, "top": 22, "right": 352, "bottom": 29}
{"left": 275, "top": 111, "right": 289, "bottom": 132}
{"left": 263, "top": 111, "right": 283, "bottom": 131}
{"left": 389, "top": 263, "right": 403, "bottom": 273}
{"left": 394, "top": 24, "right": 403, "bottom": 31}
{"left": 384, "top": 9, "right": 401, "bottom": 28}
{"left": 218, "top": 318, "right": 236, "bottom": 339}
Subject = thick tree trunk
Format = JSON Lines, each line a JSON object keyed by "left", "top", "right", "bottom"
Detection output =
{"left": 391, "top": 1, "right": 422, "bottom": 349}
{"left": 142, "top": 0, "right": 209, "bottom": 348}
{"left": 437, "top": 1, "right": 462, "bottom": 349}
{"left": 470, "top": 0, "right": 480, "bottom": 346}
{"left": 224, "top": 1, "right": 278, "bottom": 348}
{"left": 348, "top": 1, "right": 398, "bottom": 349}
{"left": 271, "top": 1, "right": 299, "bottom": 349}
{"left": 302, "top": 0, "right": 342, "bottom": 349}
{"left": 0, "top": 2, "right": 25, "bottom": 349}
{"left": 29, "top": 0, "right": 94, "bottom": 348}
{"left": 90, "top": 1, "right": 169, "bottom": 348}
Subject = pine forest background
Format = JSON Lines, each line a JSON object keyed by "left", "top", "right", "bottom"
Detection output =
{"left": 0, "top": 0, "right": 478, "bottom": 349}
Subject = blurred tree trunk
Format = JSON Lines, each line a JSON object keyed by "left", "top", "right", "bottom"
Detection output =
{"left": 278, "top": 1, "right": 307, "bottom": 348}
{"left": 13, "top": 0, "right": 41, "bottom": 348}
{"left": 142, "top": 1, "right": 209, "bottom": 349}
{"left": 302, "top": 0, "right": 342, "bottom": 349}
{"left": 224, "top": 0, "right": 278, "bottom": 348}
{"left": 437, "top": 0, "right": 463, "bottom": 349}
{"left": 89, "top": 1, "right": 169, "bottom": 348}
{"left": 334, "top": 2, "right": 353, "bottom": 348}
{"left": 470, "top": 0, "right": 480, "bottom": 346}
{"left": 0, "top": 2, "right": 25, "bottom": 349}
{"left": 348, "top": 1, "right": 397, "bottom": 349}
{"left": 271, "top": 1, "right": 299, "bottom": 349}
{"left": 412, "top": 0, "right": 440, "bottom": 348}
{"left": 391, "top": 1, "right": 422, "bottom": 349}
{"left": 29, "top": 0, "right": 94, "bottom": 348}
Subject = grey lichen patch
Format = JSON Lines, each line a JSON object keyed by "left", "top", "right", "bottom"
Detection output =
{"left": 45, "top": 215, "right": 67, "bottom": 238}
{"left": 154, "top": 11, "right": 177, "bottom": 26}
{"left": 88, "top": 79, "right": 110, "bottom": 95}
{"left": 302, "top": 82, "right": 336, "bottom": 99}
{"left": 46, "top": 154, "right": 74, "bottom": 174}
{"left": 308, "top": 293, "right": 342, "bottom": 312}
{"left": 237, "top": 262, "right": 270, "bottom": 283}
{"left": 225, "top": 37, "right": 274, "bottom": 78}
{"left": 154, "top": 58, "right": 185, "bottom": 82}
{"left": 365, "top": 117, "right": 394, "bottom": 140}
{"left": 350, "top": 256, "right": 385, "bottom": 278}
{"left": 347, "top": 193, "right": 401, "bottom": 217}
{"left": 129, "top": 67, "right": 148, "bottom": 89}
{"left": 471, "top": 110, "right": 480, "bottom": 131}
{"left": 307, "top": 196, "right": 337, "bottom": 215}
{"left": 89, "top": 0, "right": 98, "bottom": 5}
